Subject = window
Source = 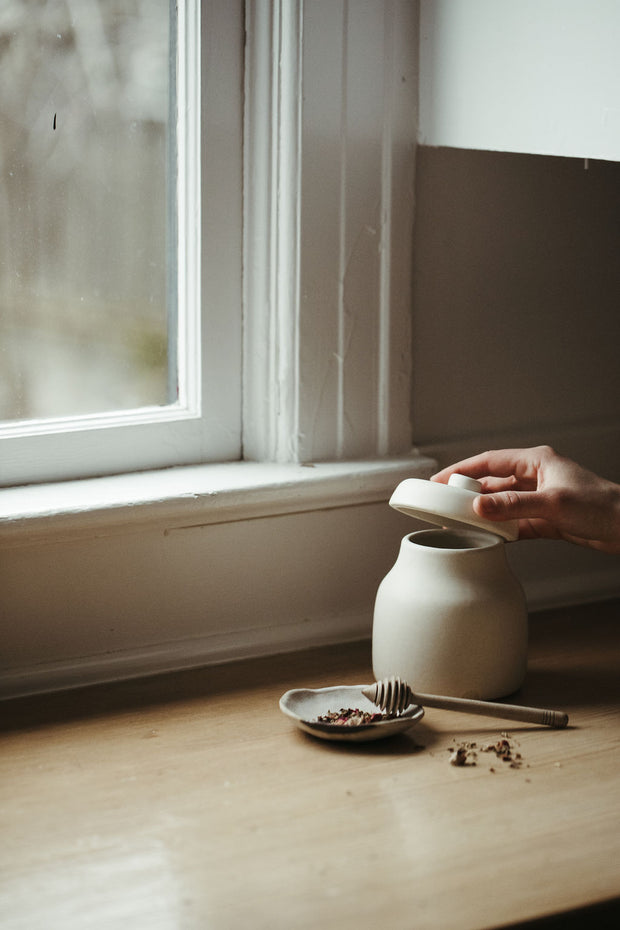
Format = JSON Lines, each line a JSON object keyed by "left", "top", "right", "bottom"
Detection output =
{"left": 1, "top": 0, "right": 172, "bottom": 421}
{"left": 0, "top": 0, "right": 417, "bottom": 488}
{"left": 0, "top": 0, "right": 243, "bottom": 486}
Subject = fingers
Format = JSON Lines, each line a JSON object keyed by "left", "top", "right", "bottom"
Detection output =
{"left": 474, "top": 489, "right": 549, "bottom": 522}
{"left": 476, "top": 475, "right": 538, "bottom": 493}
{"left": 431, "top": 448, "right": 544, "bottom": 485}
{"left": 429, "top": 446, "right": 620, "bottom": 553}
{"left": 474, "top": 491, "right": 561, "bottom": 540}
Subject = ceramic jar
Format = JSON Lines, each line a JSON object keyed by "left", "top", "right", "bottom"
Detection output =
{"left": 371, "top": 476, "right": 528, "bottom": 700}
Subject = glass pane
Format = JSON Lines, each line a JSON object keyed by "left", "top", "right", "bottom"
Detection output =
{"left": 0, "top": 0, "right": 174, "bottom": 422}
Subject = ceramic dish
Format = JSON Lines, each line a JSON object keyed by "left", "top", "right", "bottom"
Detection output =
{"left": 279, "top": 684, "right": 424, "bottom": 742}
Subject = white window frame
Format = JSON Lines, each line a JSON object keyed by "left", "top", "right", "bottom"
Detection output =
{"left": 0, "top": 0, "right": 243, "bottom": 487}
{"left": 1, "top": 0, "right": 429, "bottom": 524}
{"left": 244, "top": 0, "right": 419, "bottom": 465}
{"left": 1, "top": 0, "right": 422, "bottom": 490}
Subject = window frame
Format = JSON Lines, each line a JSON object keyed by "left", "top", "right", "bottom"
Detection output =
{"left": 0, "top": 0, "right": 427, "bottom": 515}
{"left": 0, "top": 0, "right": 243, "bottom": 488}
{"left": 243, "top": 0, "right": 418, "bottom": 465}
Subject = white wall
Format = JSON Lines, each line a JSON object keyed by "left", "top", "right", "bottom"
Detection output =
{"left": 0, "top": 460, "right": 434, "bottom": 698}
{"left": 419, "top": 0, "right": 620, "bottom": 161}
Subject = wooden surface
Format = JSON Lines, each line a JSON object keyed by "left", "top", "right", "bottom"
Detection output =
{"left": 1, "top": 600, "right": 619, "bottom": 930}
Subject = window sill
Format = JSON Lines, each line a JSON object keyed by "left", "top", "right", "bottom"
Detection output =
{"left": 0, "top": 453, "right": 436, "bottom": 547}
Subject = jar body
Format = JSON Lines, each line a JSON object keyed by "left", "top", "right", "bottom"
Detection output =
{"left": 372, "top": 529, "right": 528, "bottom": 699}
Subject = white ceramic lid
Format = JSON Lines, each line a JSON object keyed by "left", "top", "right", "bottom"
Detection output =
{"left": 389, "top": 474, "right": 519, "bottom": 542}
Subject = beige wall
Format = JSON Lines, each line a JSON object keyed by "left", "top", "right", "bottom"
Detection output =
{"left": 410, "top": 146, "right": 620, "bottom": 608}
{"left": 411, "top": 147, "right": 620, "bottom": 482}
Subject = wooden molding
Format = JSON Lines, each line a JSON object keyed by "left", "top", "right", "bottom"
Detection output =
{"left": 243, "top": 1, "right": 419, "bottom": 463}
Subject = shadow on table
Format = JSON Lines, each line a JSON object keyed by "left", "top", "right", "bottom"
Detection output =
{"left": 503, "top": 895, "right": 620, "bottom": 929}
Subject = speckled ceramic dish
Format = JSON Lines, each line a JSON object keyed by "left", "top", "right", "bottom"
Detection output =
{"left": 279, "top": 684, "right": 424, "bottom": 742}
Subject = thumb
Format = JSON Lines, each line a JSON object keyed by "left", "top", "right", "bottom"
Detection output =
{"left": 474, "top": 490, "right": 544, "bottom": 521}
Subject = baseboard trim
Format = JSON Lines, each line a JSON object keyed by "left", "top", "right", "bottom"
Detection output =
{"left": 0, "top": 609, "right": 373, "bottom": 701}
{"left": 523, "top": 570, "right": 620, "bottom": 613}
{"left": 3, "top": 574, "right": 619, "bottom": 701}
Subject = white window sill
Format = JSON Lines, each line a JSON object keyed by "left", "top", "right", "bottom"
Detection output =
{"left": 0, "top": 453, "right": 436, "bottom": 546}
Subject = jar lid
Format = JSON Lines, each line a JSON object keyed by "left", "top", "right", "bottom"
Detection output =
{"left": 389, "top": 474, "right": 519, "bottom": 542}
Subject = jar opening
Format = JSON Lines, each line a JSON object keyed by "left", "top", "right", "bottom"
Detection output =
{"left": 407, "top": 528, "right": 499, "bottom": 551}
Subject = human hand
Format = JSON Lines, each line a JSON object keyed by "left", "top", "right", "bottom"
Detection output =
{"left": 431, "top": 445, "right": 620, "bottom": 554}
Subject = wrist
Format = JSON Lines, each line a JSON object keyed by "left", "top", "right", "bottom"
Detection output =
{"left": 595, "top": 479, "right": 620, "bottom": 554}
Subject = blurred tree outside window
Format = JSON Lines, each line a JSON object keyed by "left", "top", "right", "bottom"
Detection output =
{"left": 0, "top": 0, "right": 173, "bottom": 422}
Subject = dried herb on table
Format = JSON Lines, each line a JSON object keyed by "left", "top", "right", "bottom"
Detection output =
{"left": 448, "top": 733, "right": 525, "bottom": 769}
{"left": 481, "top": 734, "right": 524, "bottom": 769}
{"left": 448, "top": 740, "right": 478, "bottom": 766}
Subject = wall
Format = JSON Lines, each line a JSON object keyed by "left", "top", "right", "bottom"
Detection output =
{"left": 0, "top": 458, "right": 435, "bottom": 698}
{"left": 412, "top": 148, "right": 620, "bottom": 451}
{"left": 412, "top": 146, "right": 620, "bottom": 604}
{"left": 414, "top": 0, "right": 620, "bottom": 608}
{"left": 419, "top": 0, "right": 620, "bottom": 161}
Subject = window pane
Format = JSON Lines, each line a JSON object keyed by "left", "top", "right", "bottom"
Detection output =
{"left": 0, "top": 0, "right": 174, "bottom": 422}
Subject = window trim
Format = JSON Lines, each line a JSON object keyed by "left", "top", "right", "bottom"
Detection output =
{"left": 244, "top": 0, "right": 419, "bottom": 464}
{"left": 0, "top": 455, "right": 436, "bottom": 547}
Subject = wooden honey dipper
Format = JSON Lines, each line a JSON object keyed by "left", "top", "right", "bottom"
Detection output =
{"left": 362, "top": 677, "right": 569, "bottom": 728}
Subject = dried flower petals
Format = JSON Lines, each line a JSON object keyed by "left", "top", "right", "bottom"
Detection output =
{"left": 315, "top": 707, "right": 393, "bottom": 726}
{"left": 482, "top": 734, "right": 524, "bottom": 768}
{"left": 448, "top": 741, "right": 478, "bottom": 766}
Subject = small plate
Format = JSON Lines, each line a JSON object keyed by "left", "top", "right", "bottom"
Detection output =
{"left": 279, "top": 684, "right": 424, "bottom": 742}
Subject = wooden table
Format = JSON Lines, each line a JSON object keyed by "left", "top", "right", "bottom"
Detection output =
{"left": 1, "top": 600, "right": 619, "bottom": 929}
